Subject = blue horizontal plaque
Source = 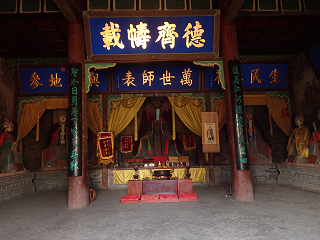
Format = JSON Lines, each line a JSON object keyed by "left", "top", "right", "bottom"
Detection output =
{"left": 19, "top": 67, "right": 69, "bottom": 94}
{"left": 89, "top": 16, "right": 215, "bottom": 55}
{"left": 113, "top": 64, "right": 199, "bottom": 92}
{"left": 241, "top": 63, "right": 288, "bottom": 89}
{"left": 308, "top": 42, "right": 320, "bottom": 78}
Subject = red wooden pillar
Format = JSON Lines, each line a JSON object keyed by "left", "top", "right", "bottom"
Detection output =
{"left": 67, "top": 8, "right": 89, "bottom": 208}
{"left": 221, "top": 20, "right": 254, "bottom": 202}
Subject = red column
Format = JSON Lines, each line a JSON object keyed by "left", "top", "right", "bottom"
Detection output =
{"left": 67, "top": 17, "right": 89, "bottom": 208}
{"left": 221, "top": 20, "right": 254, "bottom": 202}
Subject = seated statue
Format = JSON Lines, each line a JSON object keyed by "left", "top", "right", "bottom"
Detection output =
{"left": 42, "top": 110, "right": 68, "bottom": 168}
{"left": 309, "top": 109, "right": 320, "bottom": 163}
{"left": 287, "top": 113, "right": 310, "bottom": 163}
{"left": 245, "top": 107, "right": 271, "bottom": 162}
{"left": 0, "top": 119, "right": 25, "bottom": 173}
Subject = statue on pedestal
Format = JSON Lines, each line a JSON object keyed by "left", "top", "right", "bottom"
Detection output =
{"left": 309, "top": 109, "right": 320, "bottom": 163}
{"left": 42, "top": 110, "right": 68, "bottom": 168}
{"left": 245, "top": 106, "right": 271, "bottom": 162}
{"left": 287, "top": 113, "right": 310, "bottom": 163}
{"left": 0, "top": 119, "right": 24, "bottom": 173}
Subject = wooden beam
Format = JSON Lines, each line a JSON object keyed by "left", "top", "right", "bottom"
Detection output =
{"left": 54, "top": 0, "right": 79, "bottom": 22}
{"left": 222, "top": 0, "right": 246, "bottom": 22}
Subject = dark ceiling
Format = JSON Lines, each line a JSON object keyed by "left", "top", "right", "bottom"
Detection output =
{"left": 0, "top": 13, "right": 68, "bottom": 59}
{"left": 236, "top": 13, "right": 320, "bottom": 56}
{"left": 0, "top": 12, "right": 319, "bottom": 60}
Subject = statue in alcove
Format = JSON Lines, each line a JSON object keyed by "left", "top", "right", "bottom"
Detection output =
{"left": 0, "top": 119, "right": 25, "bottom": 172}
{"left": 287, "top": 113, "right": 310, "bottom": 163}
{"left": 42, "top": 110, "right": 68, "bottom": 168}
{"left": 218, "top": 128, "right": 230, "bottom": 162}
{"left": 133, "top": 97, "right": 182, "bottom": 160}
{"left": 309, "top": 109, "right": 320, "bottom": 163}
{"left": 245, "top": 106, "right": 272, "bottom": 162}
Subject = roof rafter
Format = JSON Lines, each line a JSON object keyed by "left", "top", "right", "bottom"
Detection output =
{"left": 221, "top": 0, "right": 246, "bottom": 22}
{"left": 53, "top": 0, "right": 79, "bottom": 22}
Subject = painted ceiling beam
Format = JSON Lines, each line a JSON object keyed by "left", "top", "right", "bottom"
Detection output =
{"left": 53, "top": 0, "right": 80, "bottom": 22}
{"left": 221, "top": 0, "right": 246, "bottom": 22}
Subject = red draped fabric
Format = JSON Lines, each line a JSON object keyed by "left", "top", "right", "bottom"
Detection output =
{"left": 182, "top": 135, "right": 196, "bottom": 150}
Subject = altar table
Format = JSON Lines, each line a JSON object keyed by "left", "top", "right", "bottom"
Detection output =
{"left": 128, "top": 179, "right": 193, "bottom": 195}
{"left": 113, "top": 167, "right": 206, "bottom": 184}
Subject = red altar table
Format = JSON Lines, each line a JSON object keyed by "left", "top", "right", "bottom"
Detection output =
{"left": 143, "top": 180, "right": 178, "bottom": 195}
{"left": 124, "top": 179, "right": 196, "bottom": 203}
{"left": 128, "top": 180, "right": 142, "bottom": 196}
{"left": 128, "top": 179, "right": 193, "bottom": 195}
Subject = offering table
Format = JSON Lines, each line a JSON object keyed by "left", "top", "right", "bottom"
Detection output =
{"left": 143, "top": 179, "right": 178, "bottom": 195}
{"left": 113, "top": 167, "right": 206, "bottom": 184}
{"left": 128, "top": 179, "right": 193, "bottom": 195}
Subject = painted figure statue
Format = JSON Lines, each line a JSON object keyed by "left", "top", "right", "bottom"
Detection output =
{"left": 309, "top": 109, "right": 320, "bottom": 163}
{"left": 42, "top": 110, "right": 68, "bottom": 168}
{"left": 245, "top": 107, "right": 271, "bottom": 162}
{"left": 287, "top": 113, "right": 310, "bottom": 163}
{"left": 0, "top": 119, "right": 24, "bottom": 173}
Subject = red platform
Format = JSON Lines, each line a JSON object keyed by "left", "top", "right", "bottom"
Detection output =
{"left": 159, "top": 194, "right": 179, "bottom": 202}
{"left": 140, "top": 194, "right": 159, "bottom": 203}
{"left": 178, "top": 193, "right": 198, "bottom": 202}
{"left": 124, "top": 178, "right": 196, "bottom": 204}
{"left": 120, "top": 195, "right": 140, "bottom": 204}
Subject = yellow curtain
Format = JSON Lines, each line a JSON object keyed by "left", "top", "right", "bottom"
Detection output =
{"left": 17, "top": 98, "right": 103, "bottom": 151}
{"left": 212, "top": 95, "right": 292, "bottom": 136}
{"left": 168, "top": 96, "right": 204, "bottom": 136}
{"left": 17, "top": 99, "right": 68, "bottom": 152}
{"left": 265, "top": 96, "right": 292, "bottom": 136}
{"left": 212, "top": 98, "right": 227, "bottom": 130}
{"left": 87, "top": 101, "right": 103, "bottom": 135}
{"left": 108, "top": 97, "right": 146, "bottom": 137}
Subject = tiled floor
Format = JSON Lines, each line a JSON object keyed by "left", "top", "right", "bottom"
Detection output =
{"left": 1, "top": 184, "right": 320, "bottom": 240}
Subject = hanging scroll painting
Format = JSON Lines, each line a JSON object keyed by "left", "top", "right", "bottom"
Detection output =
{"left": 201, "top": 112, "right": 220, "bottom": 153}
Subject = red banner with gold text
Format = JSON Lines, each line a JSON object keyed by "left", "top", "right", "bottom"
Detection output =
{"left": 97, "top": 132, "right": 114, "bottom": 165}
{"left": 121, "top": 136, "right": 133, "bottom": 153}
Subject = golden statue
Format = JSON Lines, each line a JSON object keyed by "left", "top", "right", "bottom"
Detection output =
{"left": 287, "top": 113, "right": 310, "bottom": 163}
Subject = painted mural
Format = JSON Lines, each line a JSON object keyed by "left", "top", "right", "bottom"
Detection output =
{"left": 294, "top": 58, "right": 320, "bottom": 131}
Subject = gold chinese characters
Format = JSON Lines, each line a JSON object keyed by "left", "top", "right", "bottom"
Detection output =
{"left": 100, "top": 21, "right": 206, "bottom": 50}
{"left": 122, "top": 69, "right": 193, "bottom": 87}
{"left": 250, "top": 68, "right": 281, "bottom": 84}
{"left": 29, "top": 72, "right": 64, "bottom": 89}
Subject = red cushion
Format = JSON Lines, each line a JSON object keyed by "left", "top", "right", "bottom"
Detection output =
{"left": 179, "top": 193, "right": 197, "bottom": 199}
{"left": 160, "top": 194, "right": 178, "bottom": 199}
{"left": 141, "top": 195, "right": 159, "bottom": 200}
{"left": 121, "top": 195, "right": 140, "bottom": 200}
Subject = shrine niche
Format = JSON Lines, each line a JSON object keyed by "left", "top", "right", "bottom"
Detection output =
{"left": 17, "top": 98, "right": 102, "bottom": 170}
{"left": 107, "top": 96, "right": 205, "bottom": 167}
{"left": 212, "top": 94, "right": 292, "bottom": 163}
